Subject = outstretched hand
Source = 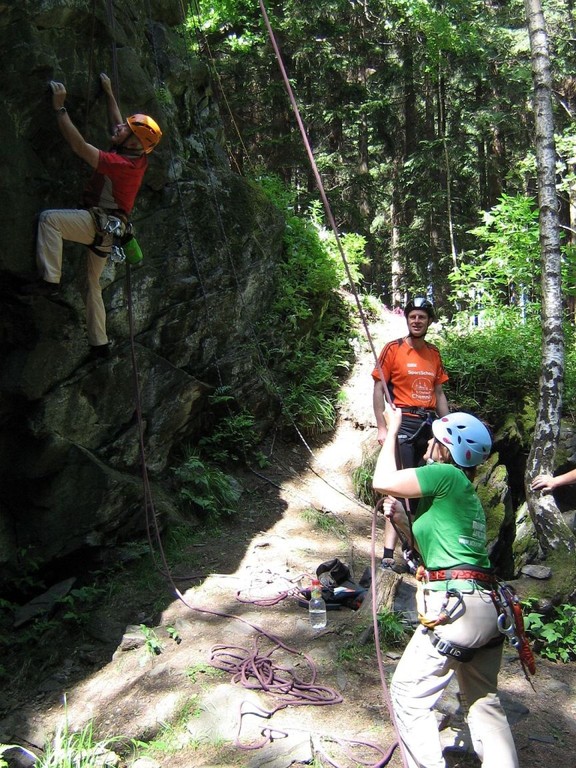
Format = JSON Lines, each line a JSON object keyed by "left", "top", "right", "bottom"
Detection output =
{"left": 530, "top": 474, "right": 555, "bottom": 493}
{"left": 100, "top": 72, "right": 113, "bottom": 95}
{"left": 49, "top": 80, "right": 66, "bottom": 110}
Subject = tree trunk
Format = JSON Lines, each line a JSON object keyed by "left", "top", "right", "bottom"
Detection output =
{"left": 524, "top": 0, "right": 576, "bottom": 556}
{"left": 437, "top": 63, "right": 458, "bottom": 270}
{"left": 390, "top": 190, "right": 403, "bottom": 307}
{"left": 357, "top": 569, "right": 402, "bottom": 644}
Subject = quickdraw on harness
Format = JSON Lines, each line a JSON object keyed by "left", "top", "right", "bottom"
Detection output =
{"left": 415, "top": 567, "right": 464, "bottom": 630}
{"left": 490, "top": 581, "right": 536, "bottom": 683}
{"left": 414, "top": 567, "right": 483, "bottom": 663}
{"left": 88, "top": 206, "right": 143, "bottom": 265}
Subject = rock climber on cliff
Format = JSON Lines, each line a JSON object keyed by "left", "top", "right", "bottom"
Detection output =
{"left": 21, "top": 73, "right": 162, "bottom": 359}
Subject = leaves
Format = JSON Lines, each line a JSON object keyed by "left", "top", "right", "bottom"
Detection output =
{"left": 524, "top": 603, "right": 576, "bottom": 663}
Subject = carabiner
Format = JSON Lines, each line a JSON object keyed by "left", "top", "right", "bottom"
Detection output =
{"left": 436, "top": 589, "right": 464, "bottom": 624}
{"left": 497, "top": 611, "right": 520, "bottom": 647}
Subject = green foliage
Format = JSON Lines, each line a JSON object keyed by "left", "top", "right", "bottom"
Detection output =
{"left": 283, "top": 386, "right": 339, "bottom": 434}
{"left": 10, "top": 547, "right": 44, "bottom": 593}
{"left": 255, "top": 174, "right": 356, "bottom": 434}
{"left": 439, "top": 311, "right": 576, "bottom": 423}
{"left": 58, "top": 586, "right": 107, "bottom": 626}
{"left": 172, "top": 450, "right": 240, "bottom": 523}
{"left": 352, "top": 447, "right": 379, "bottom": 506}
{"left": 449, "top": 194, "right": 541, "bottom": 314}
{"left": 360, "top": 293, "right": 385, "bottom": 320}
{"left": 173, "top": 383, "right": 265, "bottom": 519}
{"left": 166, "top": 626, "right": 182, "bottom": 644}
{"left": 140, "top": 624, "right": 163, "bottom": 656}
{"left": 300, "top": 507, "right": 347, "bottom": 536}
{"left": 185, "top": 663, "right": 226, "bottom": 683}
{"left": 523, "top": 601, "right": 576, "bottom": 663}
{"left": 307, "top": 200, "right": 369, "bottom": 289}
{"left": 0, "top": 706, "right": 122, "bottom": 768}
{"left": 377, "top": 608, "right": 410, "bottom": 647}
{"left": 181, "top": 0, "right": 576, "bottom": 307}
{"left": 336, "top": 636, "right": 375, "bottom": 664}
{"left": 438, "top": 310, "right": 542, "bottom": 422}
{"left": 451, "top": 191, "right": 576, "bottom": 317}
{"left": 197, "top": 386, "right": 267, "bottom": 465}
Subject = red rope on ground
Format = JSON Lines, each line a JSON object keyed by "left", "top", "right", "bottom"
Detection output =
{"left": 210, "top": 632, "right": 397, "bottom": 766}
{"left": 211, "top": 633, "right": 341, "bottom": 707}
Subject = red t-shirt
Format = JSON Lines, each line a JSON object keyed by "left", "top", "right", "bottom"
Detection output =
{"left": 371, "top": 337, "right": 449, "bottom": 409}
{"left": 82, "top": 150, "right": 148, "bottom": 215}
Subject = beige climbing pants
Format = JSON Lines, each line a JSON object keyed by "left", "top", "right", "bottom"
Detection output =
{"left": 36, "top": 208, "right": 111, "bottom": 346}
{"left": 390, "top": 587, "right": 519, "bottom": 768}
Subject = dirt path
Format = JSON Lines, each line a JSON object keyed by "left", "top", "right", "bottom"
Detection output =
{"left": 2, "top": 311, "right": 576, "bottom": 768}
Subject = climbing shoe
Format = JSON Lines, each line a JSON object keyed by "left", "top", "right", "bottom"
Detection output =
{"left": 87, "top": 343, "right": 111, "bottom": 360}
{"left": 380, "top": 557, "right": 408, "bottom": 574}
{"left": 19, "top": 279, "right": 61, "bottom": 297}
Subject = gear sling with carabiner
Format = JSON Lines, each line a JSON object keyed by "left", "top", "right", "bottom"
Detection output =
{"left": 88, "top": 206, "right": 143, "bottom": 265}
{"left": 490, "top": 581, "right": 536, "bottom": 680}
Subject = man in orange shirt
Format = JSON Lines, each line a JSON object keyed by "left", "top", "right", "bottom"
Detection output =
{"left": 372, "top": 298, "right": 449, "bottom": 571}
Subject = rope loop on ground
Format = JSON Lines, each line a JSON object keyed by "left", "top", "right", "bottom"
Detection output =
{"left": 235, "top": 568, "right": 306, "bottom": 606}
{"left": 210, "top": 632, "right": 342, "bottom": 709}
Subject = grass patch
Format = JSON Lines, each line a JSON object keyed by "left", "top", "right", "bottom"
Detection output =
{"left": 301, "top": 507, "right": 347, "bottom": 536}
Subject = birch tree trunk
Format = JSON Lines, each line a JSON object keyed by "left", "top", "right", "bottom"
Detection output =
{"left": 524, "top": 0, "right": 575, "bottom": 556}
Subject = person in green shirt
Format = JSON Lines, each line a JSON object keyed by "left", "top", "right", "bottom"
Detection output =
{"left": 373, "top": 403, "right": 518, "bottom": 768}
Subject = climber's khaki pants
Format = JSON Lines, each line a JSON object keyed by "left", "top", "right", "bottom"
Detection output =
{"left": 390, "top": 588, "right": 519, "bottom": 768}
{"left": 36, "top": 208, "right": 110, "bottom": 346}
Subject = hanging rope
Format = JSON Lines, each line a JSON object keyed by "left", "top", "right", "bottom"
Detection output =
{"left": 256, "top": 0, "right": 390, "bottom": 398}
{"left": 254, "top": 5, "right": 410, "bottom": 766}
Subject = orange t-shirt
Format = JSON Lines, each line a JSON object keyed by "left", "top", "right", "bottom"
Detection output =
{"left": 371, "top": 337, "right": 448, "bottom": 409}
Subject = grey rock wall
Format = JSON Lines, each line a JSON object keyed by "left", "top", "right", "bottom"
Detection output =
{"left": 0, "top": 1, "right": 285, "bottom": 587}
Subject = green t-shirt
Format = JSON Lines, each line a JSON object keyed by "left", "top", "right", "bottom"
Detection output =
{"left": 413, "top": 463, "right": 492, "bottom": 579}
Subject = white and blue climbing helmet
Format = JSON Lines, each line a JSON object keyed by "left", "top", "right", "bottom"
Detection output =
{"left": 431, "top": 412, "right": 492, "bottom": 468}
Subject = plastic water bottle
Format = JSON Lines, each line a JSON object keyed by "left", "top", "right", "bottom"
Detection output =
{"left": 309, "top": 579, "right": 327, "bottom": 629}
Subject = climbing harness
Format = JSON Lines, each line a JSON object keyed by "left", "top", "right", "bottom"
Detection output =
{"left": 413, "top": 566, "right": 536, "bottom": 676}
{"left": 401, "top": 406, "right": 436, "bottom": 420}
{"left": 86, "top": 206, "right": 144, "bottom": 265}
{"left": 428, "top": 629, "right": 505, "bottom": 664}
{"left": 423, "top": 566, "right": 497, "bottom": 585}
{"left": 414, "top": 576, "right": 506, "bottom": 663}
{"left": 415, "top": 581, "right": 505, "bottom": 664}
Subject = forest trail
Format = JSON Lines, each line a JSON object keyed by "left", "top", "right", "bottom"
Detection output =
{"left": 2, "top": 309, "right": 576, "bottom": 768}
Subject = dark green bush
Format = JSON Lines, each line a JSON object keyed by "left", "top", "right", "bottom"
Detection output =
{"left": 437, "top": 313, "right": 576, "bottom": 423}
{"left": 254, "top": 174, "right": 358, "bottom": 434}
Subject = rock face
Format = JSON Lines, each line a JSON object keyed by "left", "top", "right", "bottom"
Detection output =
{"left": 475, "top": 453, "right": 518, "bottom": 577}
{"left": 0, "top": 1, "right": 285, "bottom": 587}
